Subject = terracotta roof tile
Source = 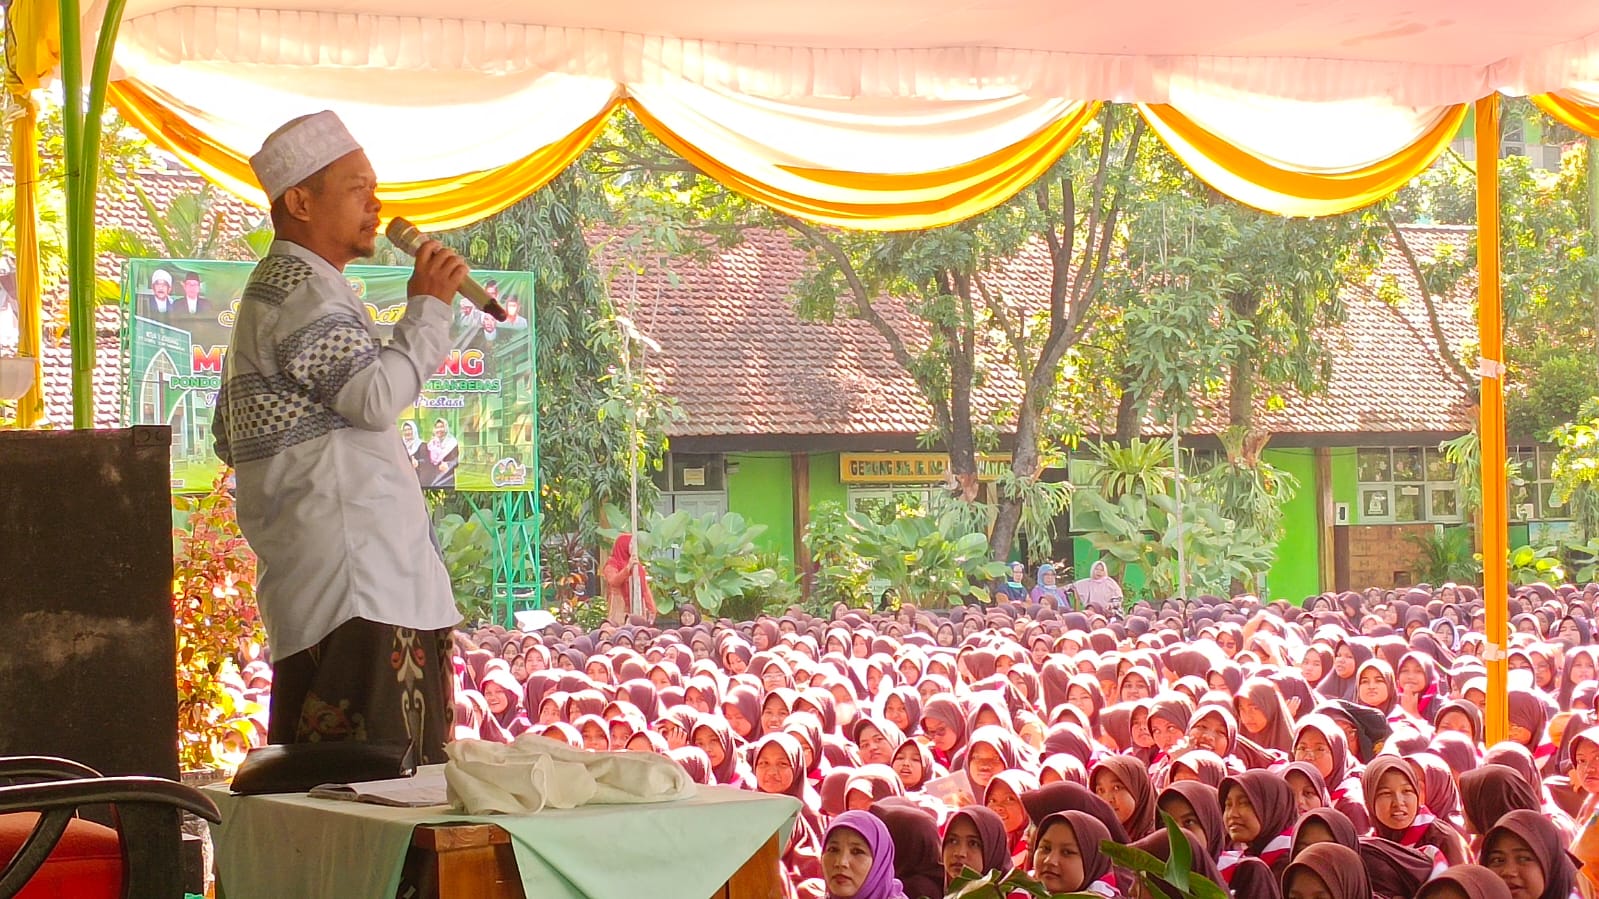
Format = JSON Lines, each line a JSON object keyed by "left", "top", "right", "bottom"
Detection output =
{"left": 7, "top": 159, "right": 1474, "bottom": 440}
{"left": 612, "top": 226, "right": 1476, "bottom": 440}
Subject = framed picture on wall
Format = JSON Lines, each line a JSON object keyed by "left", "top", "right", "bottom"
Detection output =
{"left": 1360, "top": 487, "right": 1392, "bottom": 521}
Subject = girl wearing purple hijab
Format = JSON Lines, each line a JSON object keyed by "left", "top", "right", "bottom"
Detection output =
{"left": 823, "top": 810, "right": 908, "bottom": 899}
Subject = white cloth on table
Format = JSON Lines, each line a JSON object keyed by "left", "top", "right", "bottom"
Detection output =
{"left": 213, "top": 239, "right": 457, "bottom": 658}
{"left": 444, "top": 734, "right": 694, "bottom": 814}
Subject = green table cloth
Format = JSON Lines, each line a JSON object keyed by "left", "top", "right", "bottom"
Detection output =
{"left": 205, "top": 768, "right": 800, "bottom": 898}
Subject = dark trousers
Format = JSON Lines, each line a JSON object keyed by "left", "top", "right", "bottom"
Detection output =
{"left": 268, "top": 618, "right": 456, "bottom": 765}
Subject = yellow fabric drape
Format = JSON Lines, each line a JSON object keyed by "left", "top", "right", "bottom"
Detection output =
{"left": 109, "top": 80, "right": 623, "bottom": 231}
{"left": 4, "top": 0, "right": 60, "bottom": 428}
{"left": 1532, "top": 93, "right": 1599, "bottom": 138}
{"left": 627, "top": 97, "right": 1103, "bottom": 231}
{"left": 1138, "top": 102, "right": 1469, "bottom": 217}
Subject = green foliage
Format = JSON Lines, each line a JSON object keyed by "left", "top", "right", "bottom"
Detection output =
{"left": 431, "top": 499, "right": 498, "bottom": 624}
{"left": 1195, "top": 428, "right": 1300, "bottom": 545}
{"left": 171, "top": 475, "right": 266, "bottom": 772}
{"left": 1099, "top": 814, "right": 1232, "bottom": 899}
{"left": 1505, "top": 543, "right": 1567, "bottom": 586}
{"left": 1408, "top": 527, "right": 1482, "bottom": 584}
{"left": 815, "top": 508, "right": 1007, "bottom": 608}
{"left": 1394, "top": 125, "right": 1599, "bottom": 430}
{"left": 1549, "top": 400, "right": 1599, "bottom": 541}
{"left": 992, "top": 467, "right": 1073, "bottom": 560}
{"left": 1078, "top": 491, "right": 1274, "bottom": 599}
{"left": 721, "top": 551, "right": 802, "bottom": 620}
{"left": 944, "top": 866, "right": 1095, "bottom": 898}
{"left": 440, "top": 169, "right": 681, "bottom": 567}
{"left": 1508, "top": 353, "right": 1598, "bottom": 439}
{"left": 1085, "top": 437, "right": 1175, "bottom": 499}
{"left": 802, "top": 501, "right": 874, "bottom": 609}
{"left": 1563, "top": 537, "right": 1599, "bottom": 583}
{"left": 609, "top": 509, "right": 776, "bottom": 616}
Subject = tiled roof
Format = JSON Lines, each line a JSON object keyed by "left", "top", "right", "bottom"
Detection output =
{"left": 1, "top": 161, "right": 264, "bottom": 428}
{"left": 8, "top": 160, "right": 1474, "bottom": 440}
{"left": 611, "top": 225, "right": 1477, "bottom": 440}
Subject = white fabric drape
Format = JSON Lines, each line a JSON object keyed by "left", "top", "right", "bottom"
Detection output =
{"left": 75, "top": 0, "right": 1599, "bottom": 221}
{"left": 629, "top": 80, "right": 1085, "bottom": 176}
{"left": 112, "top": 28, "right": 618, "bottom": 182}
{"left": 1159, "top": 83, "right": 1461, "bottom": 174}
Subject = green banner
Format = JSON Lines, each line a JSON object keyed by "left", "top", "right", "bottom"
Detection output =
{"left": 122, "top": 258, "right": 537, "bottom": 493}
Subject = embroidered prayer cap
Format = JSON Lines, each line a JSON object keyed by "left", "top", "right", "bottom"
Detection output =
{"left": 249, "top": 111, "right": 363, "bottom": 202}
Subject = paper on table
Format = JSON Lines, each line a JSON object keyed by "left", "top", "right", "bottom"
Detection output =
{"left": 308, "top": 768, "right": 449, "bottom": 808}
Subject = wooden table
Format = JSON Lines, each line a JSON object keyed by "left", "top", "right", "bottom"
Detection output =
{"left": 397, "top": 823, "right": 783, "bottom": 899}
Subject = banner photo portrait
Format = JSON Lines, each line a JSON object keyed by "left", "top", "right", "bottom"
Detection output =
{"left": 122, "top": 258, "right": 537, "bottom": 493}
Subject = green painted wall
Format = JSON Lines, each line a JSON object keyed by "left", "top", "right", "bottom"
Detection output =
{"left": 727, "top": 453, "right": 795, "bottom": 561}
{"left": 1264, "top": 447, "right": 1320, "bottom": 602}
{"left": 1073, "top": 537, "right": 1147, "bottom": 595}
{"left": 809, "top": 452, "right": 847, "bottom": 511}
{"left": 1329, "top": 447, "right": 1359, "bottom": 523}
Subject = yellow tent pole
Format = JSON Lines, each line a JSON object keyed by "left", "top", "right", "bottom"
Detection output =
{"left": 10, "top": 99, "right": 46, "bottom": 428}
{"left": 1476, "top": 94, "right": 1510, "bottom": 746}
{"left": 4, "top": 0, "right": 55, "bottom": 429}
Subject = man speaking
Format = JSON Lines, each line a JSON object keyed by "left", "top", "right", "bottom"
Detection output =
{"left": 213, "top": 111, "right": 467, "bottom": 762}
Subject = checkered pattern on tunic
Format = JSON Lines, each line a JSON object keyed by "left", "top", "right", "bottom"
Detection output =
{"left": 213, "top": 254, "right": 374, "bottom": 466}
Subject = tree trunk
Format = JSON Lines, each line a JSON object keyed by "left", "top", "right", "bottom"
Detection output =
{"left": 947, "top": 339, "right": 981, "bottom": 505}
{"left": 1113, "top": 388, "right": 1144, "bottom": 442}
{"left": 989, "top": 409, "right": 1044, "bottom": 561}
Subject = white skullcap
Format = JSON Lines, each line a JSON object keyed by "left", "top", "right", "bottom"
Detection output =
{"left": 249, "top": 111, "right": 363, "bottom": 203}
{"left": 151, "top": 269, "right": 172, "bottom": 285}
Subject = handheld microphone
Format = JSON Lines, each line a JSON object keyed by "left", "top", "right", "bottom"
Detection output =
{"left": 384, "top": 217, "right": 507, "bottom": 321}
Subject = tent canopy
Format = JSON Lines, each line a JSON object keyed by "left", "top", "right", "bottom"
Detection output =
{"left": 71, "top": 0, "right": 1599, "bottom": 227}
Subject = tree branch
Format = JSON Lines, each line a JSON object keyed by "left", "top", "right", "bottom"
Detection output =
{"left": 973, "top": 272, "right": 1024, "bottom": 369}
{"left": 781, "top": 215, "right": 953, "bottom": 434}
{"left": 1380, "top": 207, "right": 1477, "bottom": 392}
{"left": 1070, "top": 109, "right": 1119, "bottom": 312}
{"left": 1065, "top": 116, "right": 1145, "bottom": 348}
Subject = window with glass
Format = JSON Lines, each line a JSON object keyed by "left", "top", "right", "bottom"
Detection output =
{"left": 1355, "top": 447, "right": 1460, "bottom": 523}
{"left": 1509, "top": 446, "right": 1569, "bottom": 522}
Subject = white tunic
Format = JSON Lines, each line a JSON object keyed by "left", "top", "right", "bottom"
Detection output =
{"left": 213, "top": 240, "right": 459, "bottom": 658}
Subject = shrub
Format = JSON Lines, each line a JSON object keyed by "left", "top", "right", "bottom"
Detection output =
{"left": 172, "top": 474, "right": 265, "bottom": 772}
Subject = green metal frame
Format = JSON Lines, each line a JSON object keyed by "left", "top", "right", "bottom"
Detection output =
{"left": 464, "top": 286, "right": 541, "bottom": 628}
{"left": 465, "top": 490, "right": 543, "bottom": 626}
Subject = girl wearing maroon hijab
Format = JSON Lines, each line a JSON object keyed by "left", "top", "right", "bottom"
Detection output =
{"left": 940, "top": 806, "right": 1013, "bottom": 885}
{"left": 1089, "top": 755, "right": 1158, "bottom": 840}
{"left": 1031, "top": 811, "right": 1119, "bottom": 898}
{"left": 1415, "top": 866, "right": 1514, "bottom": 899}
{"left": 691, "top": 715, "right": 751, "bottom": 789}
{"left": 1481, "top": 810, "right": 1577, "bottom": 899}
{"left": 1361, "top": 756, "right": 1467, "bottom": 869}
{"left": 1293, "top": 713, "right": 1369, "bottom": 831}
{"left": 919, "top": 696, "right": 967, "bottom": 769}
{"left": 1281, "top": 843, "right": 1371, "bottom": 899}
{"left": 1217, "top": 771, "right": 1298, "bottom": 882}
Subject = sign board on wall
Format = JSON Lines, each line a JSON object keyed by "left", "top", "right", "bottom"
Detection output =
{"left": 839, "top": 452, "right": 1010, "bottom": 484}
{"left": 122, "top": 258, "right": 536, "bottom": 493}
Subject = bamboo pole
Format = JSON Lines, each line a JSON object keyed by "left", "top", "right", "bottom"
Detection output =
{"left": 1476, "top": 95, "right": 1510, "bottom": 746}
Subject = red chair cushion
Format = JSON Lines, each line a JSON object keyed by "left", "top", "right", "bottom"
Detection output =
{"left": 0, "top": 811, "right": 123, "bottom": 899}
